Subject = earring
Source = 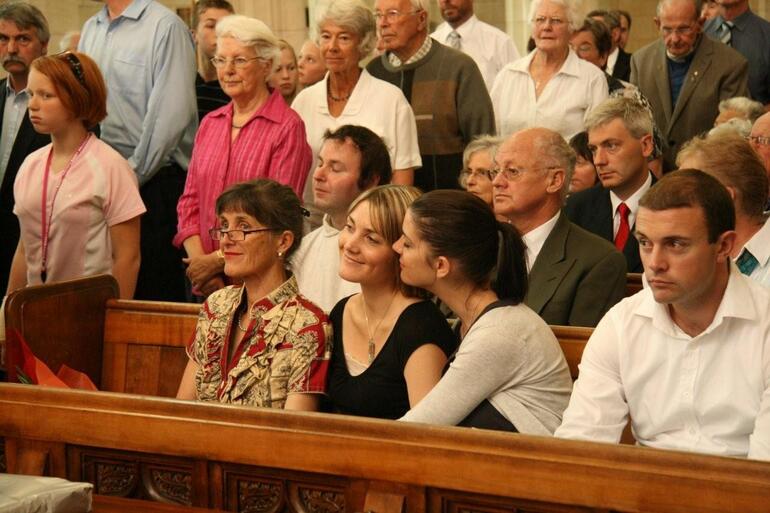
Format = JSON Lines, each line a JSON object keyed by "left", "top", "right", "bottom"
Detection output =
{"left": 277, "top": 251, "right": 283, "bottom": 258}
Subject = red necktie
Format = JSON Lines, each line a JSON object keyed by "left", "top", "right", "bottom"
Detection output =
{"left": 615, "top": 203, "right": 630, "bottom": 250}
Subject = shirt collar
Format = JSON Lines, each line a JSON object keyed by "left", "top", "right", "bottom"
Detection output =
{"left": 97, "top": 0, "right": 151, "bottom": 23}
{"left": 609, "top": 172, "right": 653, "bottom": 218}
{"left": 511, "top": 48, "right": 582, "bottom": 78}
{"left": 522, "top": 210, "right": 560, "bottom": 271}
{"left": 211, "top": 88, "right": 284, "bottom": 125}
{"left": 234, "top": 274, "right": 300, "bottom": 318}
{"left": 3, "top": 79, "right": 27, "bottom": 97}
{"left": 387, "top": 34, "right": 432, "bottom": 67}
{"left": 740, "top": 215, "right": 770, "bottom": 267}
{"left": 635, "top": 261, "right": 757, "bottom": 338}
{"left": 453, "top": 15, "right": 479, "bottom": 38}
{"left": 315, "top": 69, "right": 370, "bottom": 116}
{"left": 321, "top": 214, "right": 342, "bottom": 237}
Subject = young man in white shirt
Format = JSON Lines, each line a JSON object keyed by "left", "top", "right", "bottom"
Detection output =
{"left": 556, "top": 169, "right": 770, "bottom": 461}
{"left": 292, "top": 125, "right": 391, "bottom": 312}
{"left": 431, "top": 0, "right": 520, "bottom": 90}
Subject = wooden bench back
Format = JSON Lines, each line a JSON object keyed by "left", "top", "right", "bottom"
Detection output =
{"left": 1, "top": 384, "right": 769, "bottom": 513}
{"left": 3, "top": 275, "right": 118, "bottom": 387}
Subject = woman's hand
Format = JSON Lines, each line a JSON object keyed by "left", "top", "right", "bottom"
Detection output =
{"left": 183, "top": 252, "right": 224, "bottom": 290}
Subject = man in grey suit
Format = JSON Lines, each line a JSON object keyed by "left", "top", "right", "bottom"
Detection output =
{"left": 630, "top": 0, "right": 749, "bottom": 171}
{"left": 492, "top": 127, "right": 626, "bottom": 327}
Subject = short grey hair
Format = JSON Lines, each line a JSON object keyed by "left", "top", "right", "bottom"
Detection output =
{"left": 529, "top": 0, "right": 582, "bottom": 32}
{"left": 58, "top": 30, "right": 79, "bottom": 52}
{"left": 316, "top": 0, "right": 376, "bottom": 56}
{"left": 408, "top": 0, "right": 431, "bottom": 11}
{"left": 0, "top": 1, "right": 50, "bottom": 44}
{"left": 718, "top": 96, "right": 765, "bottom": 123}
{"left": 587, "top": 9, "right": 620, "bottom": 30}
{"left": 585, "top": 96, "right": 654, "bottom": 139}
{"left": 532, "top": 130, "right": 576, "bottom": 199}
{"left": 463, "top": 135, "right": 503, "bottom": 169}
{"left": 656, "top": 0, "right": 703, "bottom": 19}
{"left": 216, "top": 15, "right": 280, "bottom": 70}
{"left": 709, "top": 118, "right": 753, "bottom": 138}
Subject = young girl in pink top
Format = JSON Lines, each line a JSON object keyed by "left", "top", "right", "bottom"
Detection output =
{"left": 6, "top": 52, "right": 145, "bottom": 298}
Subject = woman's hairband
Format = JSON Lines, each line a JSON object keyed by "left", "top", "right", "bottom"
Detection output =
{"left": 59, "top": 52, "right": 87, "bottom": 88}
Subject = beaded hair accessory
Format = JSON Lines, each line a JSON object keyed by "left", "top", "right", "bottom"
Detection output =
{"left": 60, "top": 52, "right": 87, "bottom": 88}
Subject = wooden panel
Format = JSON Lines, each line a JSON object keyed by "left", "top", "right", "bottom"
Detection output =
{"left": 93, "top": 495, "right": 227, "bottom": 513}
{"left": 625, "top": 274, "right": 643, "bottom": 297}
{"left": 1, "top": 384, "right": 769, "bottom": 513}
{"left": 550, "top": 326, "right": 593, "bottom": 380}
{"left": 4, "top": 274, "right": 119, "bottom": 386}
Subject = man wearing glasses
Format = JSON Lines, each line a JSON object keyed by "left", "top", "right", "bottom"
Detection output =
{"left": 367, "top": 0, "right": 494, "bottom": 193}
{"left": 492, "top": 127, "right": 626, "bottom": 327}
{"left": 630, "top": 0, "right": 748, "bottom": 172}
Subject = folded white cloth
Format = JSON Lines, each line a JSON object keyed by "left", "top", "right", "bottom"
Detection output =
{"left": 0, "top": 474, "right": 92, "bottom": 513}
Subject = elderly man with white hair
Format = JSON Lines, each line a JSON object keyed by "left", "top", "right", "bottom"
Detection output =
{"left": 174, "top": 15, "right": 312, "bottom": 298}
{"left": 715, "top": 96, "right": 765, "bottom": 126}
{"left": 491, "top": 0, "right": 608, "bottom": 141}
{"left": 367, "top": 0, "right": 494, "bottom": 192}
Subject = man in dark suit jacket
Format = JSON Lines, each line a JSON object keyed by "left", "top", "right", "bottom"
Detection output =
{"left": 0, "top": 3, "right": 50, "bottom": 294}
{"left": 630, "top": 0, "right": 748, "bottom": 171}
{"left": 588, "top": 9, "right": 631, "bottom": 82}
{"left": 493, "top": 127, "right": 626, "bottom": 327}
{"left": 565, "top": 97, "right": 657, "bottom": 274}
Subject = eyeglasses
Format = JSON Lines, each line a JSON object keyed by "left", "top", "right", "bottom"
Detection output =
{"left": 660, "top": 25, "right": 696, "bottom": 37}
{"left": 489, "top": 165, "right": 561, "bottom": 181}
{"left": 210, "top": 56, "right": 261, "bottom": 69}
{"left": 374, "top": 9, "right": 420, "bottom": 23}
{"left": 209, "top": 227, "right": 275, "bottom": 241}
{"left": 746, "top": 135, "right": 770, "bottom": 146}
{"left": 533, "top": 16, "right": 566, "bottom": 27}
{"left": 458, "top": 168, "right": 495, "bottom": 187}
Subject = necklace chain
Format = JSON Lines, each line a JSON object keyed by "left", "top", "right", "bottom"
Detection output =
{"left": 236, "top": 298, "right": 259, "bottom": 333}
{"left": 361, "top": 292, "right": 397, "bottom": 364}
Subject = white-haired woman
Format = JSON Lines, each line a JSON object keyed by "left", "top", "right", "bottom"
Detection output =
{"left": 715, "top": 97, "right": 766, "bottom": 126}
{"left": 292, "top": 0, "right": 421, "bottom": 227}
{"left": 491, "top": 0, "right": 608, "bottom": 140}
{"left": 175, "top": 15, "right": 312, "bottom": 298}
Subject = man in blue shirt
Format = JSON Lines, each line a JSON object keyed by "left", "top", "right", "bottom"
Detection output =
{"left": 704, "top": 0, "right": 770, "bottom": 106}
{"left": 80, "top": 0, "right": 198, "bottom": 301}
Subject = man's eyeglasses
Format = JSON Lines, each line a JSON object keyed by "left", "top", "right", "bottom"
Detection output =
{"left": 209, "top": 227, "right": 275, "bottom": 241}
{"left": 489, "top": 165, "right": 562, "bottom": 181}
{"left": 746, "top": 135, "right": 770, "bottom": 146}
{"left": 374, "top": 9, "right": 420, "bottom": 23}
{"left": 660, "top": 25, "right": 696, "bottom": 37}
{"left": 458, "top": 168, "right": 495, "bottom": 187}
{"left": 210, "top": 56, "right": 260, "bottom": 69}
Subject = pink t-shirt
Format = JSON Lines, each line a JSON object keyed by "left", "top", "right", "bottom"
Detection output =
{"left": 174, "top": 89, "right": 312, "bottom": 253}
{"left": 13, "top": 136, "right": 146, "bottom": 286}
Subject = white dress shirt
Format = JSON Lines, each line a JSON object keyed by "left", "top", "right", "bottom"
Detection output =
{"left": 432, "top": 15, "right": 520, "bottom": 91}
{"left": 606, "top": 47, "right": 620, "bottom": 76}
{"left": 291, "top": 215, "right": 360, "bottom": 313}
{"left": 609, "top": 172, "right": 653, "bottom": 237}
{"left": 521, "top": 211, "right": 560, "bottom": 272}
{"left": 491, "top": 49, "right": 608, "bottom": 140}
{"left": 736, "top": 215, "right": 770, "bottom": 288}
{"left": 556, "top": 264, "right": 770, "bottom": 461}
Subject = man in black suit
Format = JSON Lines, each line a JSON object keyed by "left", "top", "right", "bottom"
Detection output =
{"left": 588, "top": 9, "right": 631, "bottom": 82}
{"left": 0, "top": 2, "right": 50, "bottom": 295}
{"left": 565, "top": 97, "right": 656, "bottom": 273}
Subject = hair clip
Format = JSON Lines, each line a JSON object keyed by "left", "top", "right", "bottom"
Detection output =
{"left": 60, "top": 52, "right": 87, "bottom": 88}
{"left": 300, "top": 207, "right": 310, "bottom": 218}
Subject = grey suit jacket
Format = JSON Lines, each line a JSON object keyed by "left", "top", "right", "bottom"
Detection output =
{"left": 525, "top": 212, "right": 627, "bottom": 328}
{"left": 630, "top": 36, "right": 748, "bottom": 170}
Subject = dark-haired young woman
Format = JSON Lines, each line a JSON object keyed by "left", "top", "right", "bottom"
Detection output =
{"left": 393, "top": 190, "right": 572, "bottom": 434}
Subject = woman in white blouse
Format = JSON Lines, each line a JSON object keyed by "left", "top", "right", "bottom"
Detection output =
{"left": 292, "top": 0, "right": 421, "bottom": 228}
{"left": 491, "top": 0, "right": 608, "bottom": 140}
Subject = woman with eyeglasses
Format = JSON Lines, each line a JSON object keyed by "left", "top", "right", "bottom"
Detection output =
{"left": 177, "top": 179, "right": 331, "bottom": 409}
{"left": 292, "top": 0, "right": 421, "bottom": 229}
{"left": 393, "top": 190, "right": 572, "bottom": 433}
{"left": 490, "top": 0, "right": 607, "bottom": 140}
{"left": 458, "top": 135, "right": 502, "bottom": 208}
{"left": 6, "top": 52, "right": 144, "bottom": 298}
{"left": 175, "top": 15, "right": 312, "bottom": 298}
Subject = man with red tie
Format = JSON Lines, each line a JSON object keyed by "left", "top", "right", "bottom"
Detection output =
{"left": 565, "top": 97, "right": 657, "bottom": 273}
{"left": 492, "top": 127, "right": 626, "bottom": 327}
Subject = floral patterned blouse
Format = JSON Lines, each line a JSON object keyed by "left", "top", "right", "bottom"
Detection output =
{"left": 187, "top": 275, "right": 331, "bottom": 407}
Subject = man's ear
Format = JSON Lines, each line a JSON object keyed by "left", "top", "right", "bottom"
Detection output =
{"left": 546, "top": 167, "right": 565, "bottom": 194}
{"left": 715, "top": 230, "right": 736, "bottom": 263}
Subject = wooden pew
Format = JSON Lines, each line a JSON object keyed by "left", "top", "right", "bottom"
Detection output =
{"left": 626, "top": 273, "right": 643, "bottom": 297}
{"left": 1, "top": 384, "right": 769, "bottom": 513}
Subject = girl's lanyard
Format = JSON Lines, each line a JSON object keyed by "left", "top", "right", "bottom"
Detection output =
{"left": 39, "top": 134, "right": 91, "bottom": 283}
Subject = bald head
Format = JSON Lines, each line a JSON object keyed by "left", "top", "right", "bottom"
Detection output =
{"left": 750, "top": 112, "right": 770, "bottom": 179}
{"left": 492, "top": 128, "right": 576, "bottom": 233}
